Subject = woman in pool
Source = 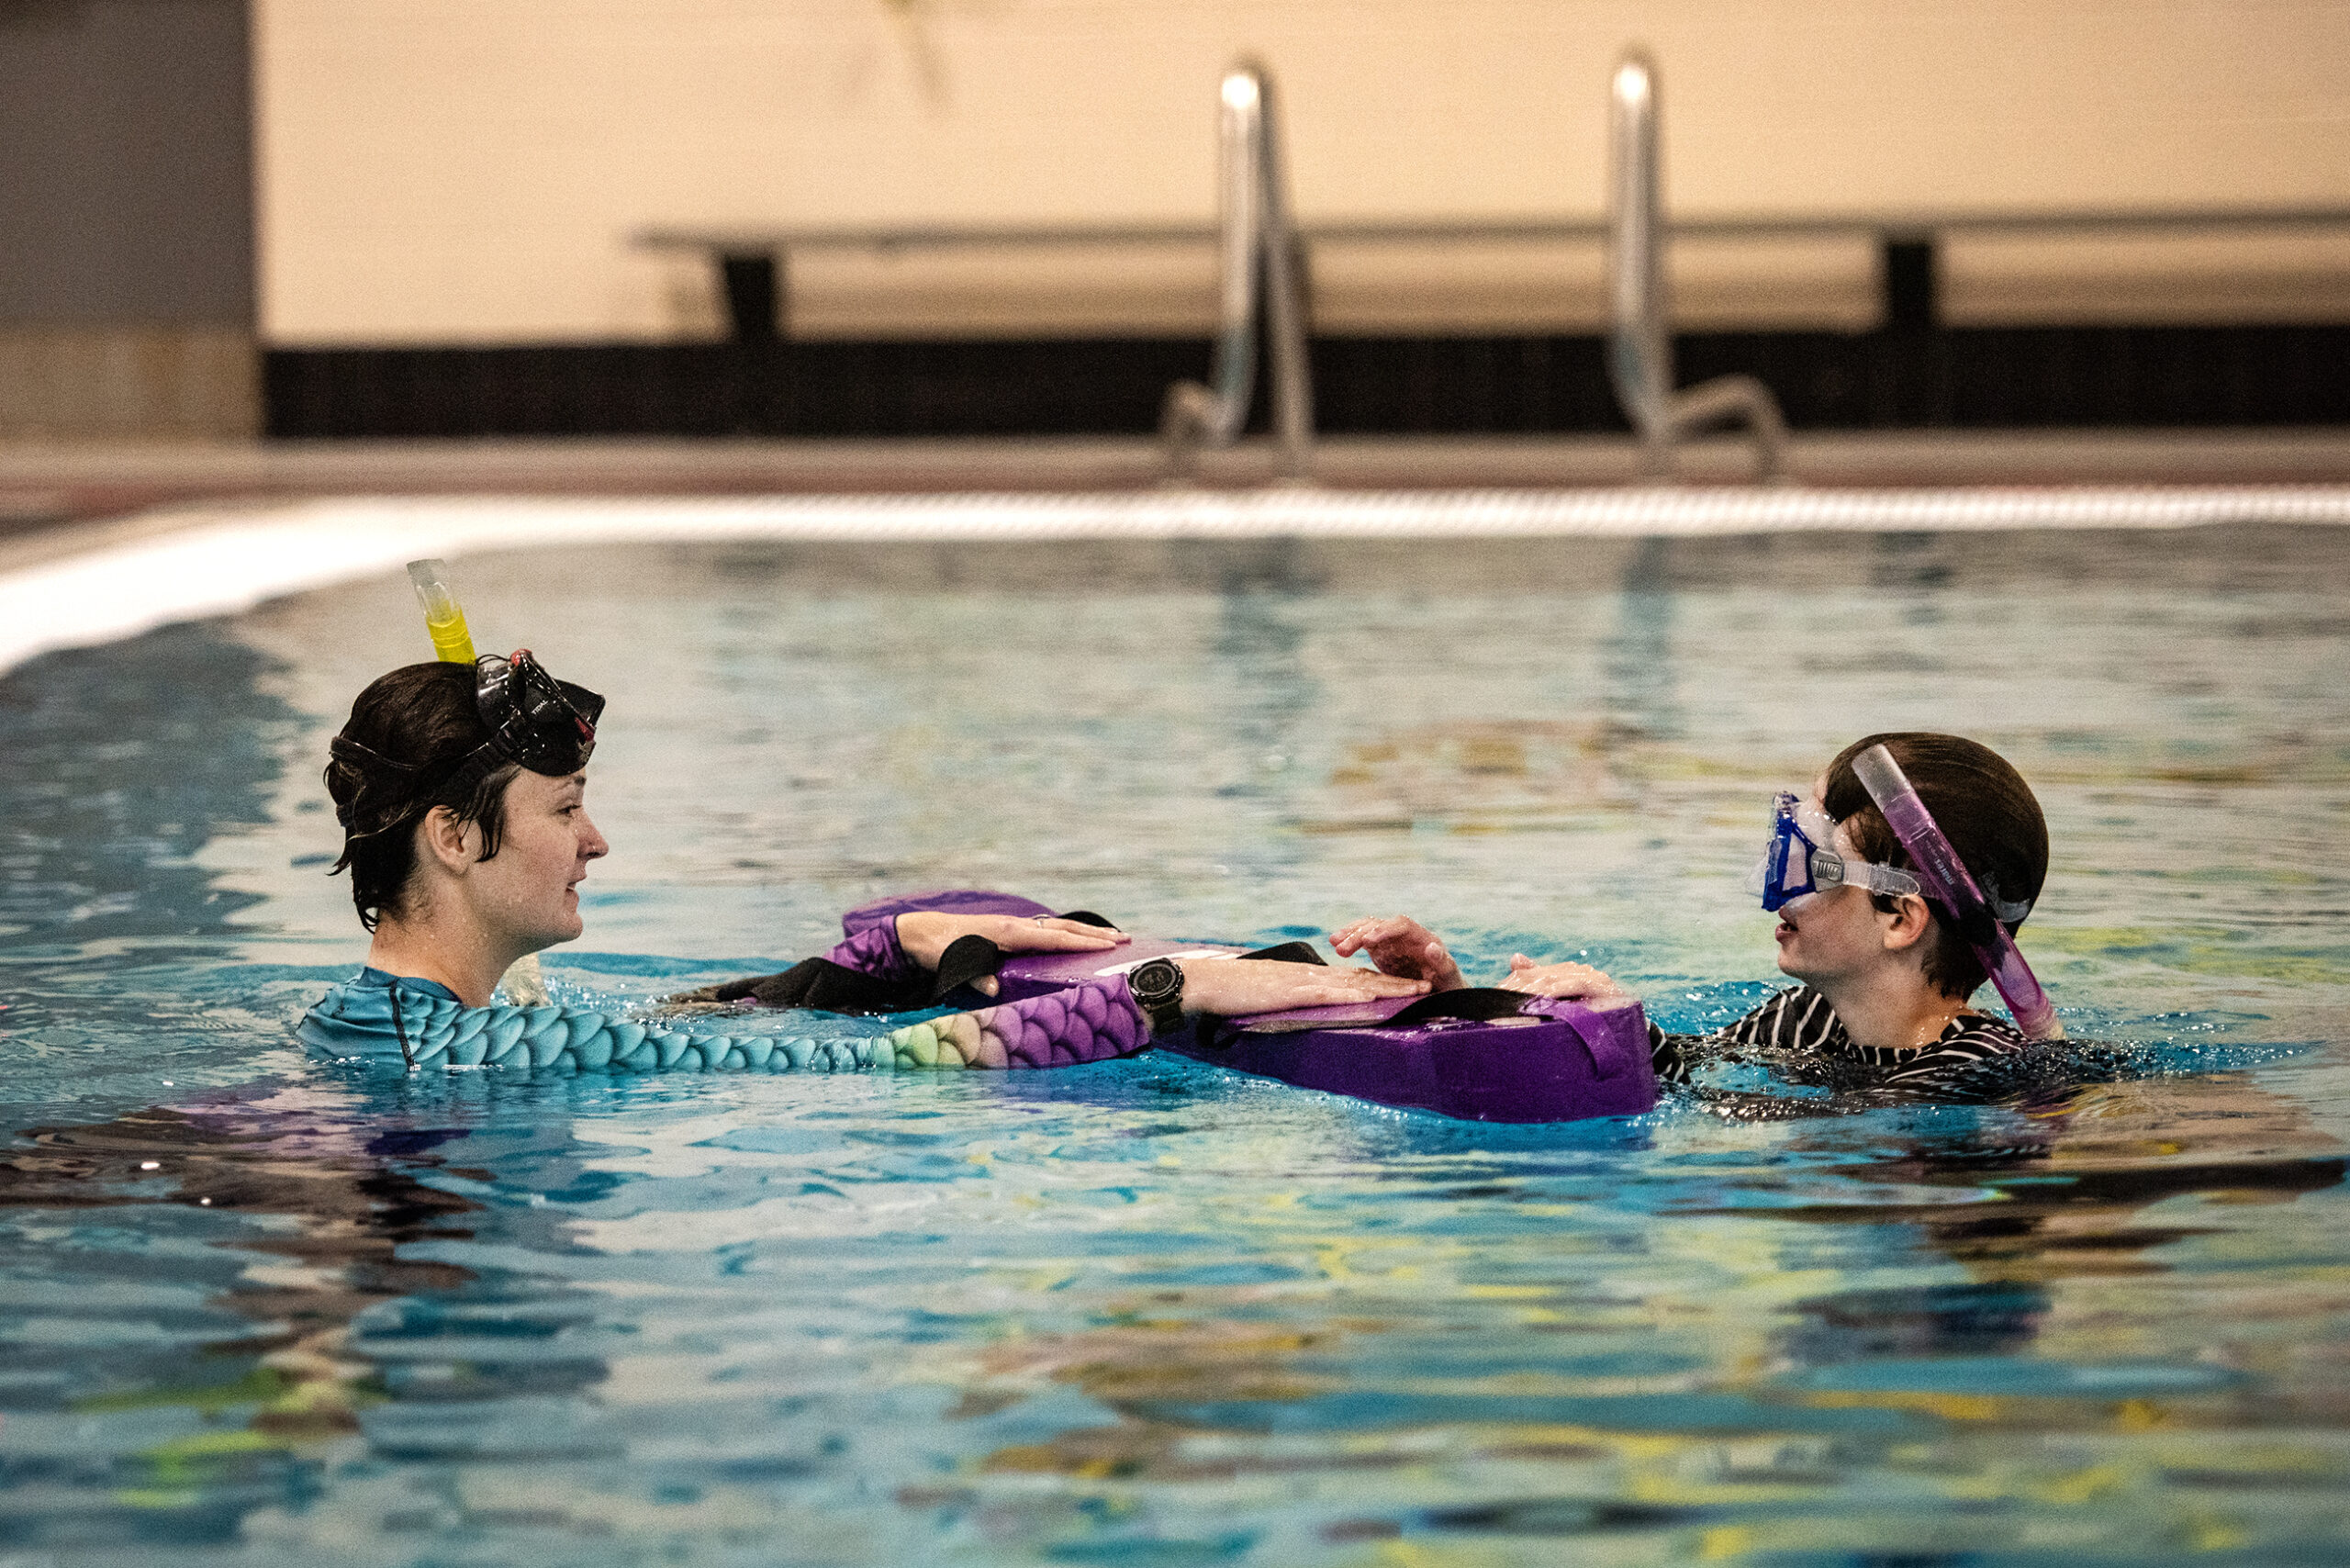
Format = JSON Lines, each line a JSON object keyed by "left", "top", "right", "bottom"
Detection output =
{"left": 300, "top": 654, "right": 1423, "bottom": 1074}
{"left": 1331, "top": 732, "right": 2053, "bottom": 1096}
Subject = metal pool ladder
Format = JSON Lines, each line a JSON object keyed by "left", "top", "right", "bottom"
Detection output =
{"left": 1161, "top": 60, "right": 1315, "bottom": 483}
{"left": 1609, "top": 50, "right": 1786, "bottom": 482}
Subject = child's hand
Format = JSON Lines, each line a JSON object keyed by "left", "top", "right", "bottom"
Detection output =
{"left": 1328, "top": 915, "right": 1467, "bottom": 991}
{"left": 1495, "top": 955, "right": 1628, "bottom": 1001}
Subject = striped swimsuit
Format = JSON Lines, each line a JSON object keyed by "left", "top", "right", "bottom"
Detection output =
{"left": 1651, "top": 984, "right": 2031, "bottom": 1099}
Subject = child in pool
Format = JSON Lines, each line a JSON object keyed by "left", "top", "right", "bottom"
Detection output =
{"left": 300, "top": 656, "right": 1422, "bottom": 1074}
{"left": 1331, "top": 732, "right": 2053, "bottom": 1098}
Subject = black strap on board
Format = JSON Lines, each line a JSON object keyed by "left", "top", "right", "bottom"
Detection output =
{"left": 1237, "top": 940, "right": 1326, "bottom": 966}
{"left": 1377, "top": 987, "right": 1534, "bottom": 1027}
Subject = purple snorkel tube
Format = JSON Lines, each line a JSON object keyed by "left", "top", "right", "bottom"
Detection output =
{"left": 1851, "top": 745, "right": 2063, "bottom": 1041}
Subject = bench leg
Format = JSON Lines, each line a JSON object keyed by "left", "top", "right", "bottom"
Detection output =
{"left": 1882, "top": 236, "right": 1938, "bottom": 332}
{"left": 720, "top": 252, "right": 781, "bottom": 342}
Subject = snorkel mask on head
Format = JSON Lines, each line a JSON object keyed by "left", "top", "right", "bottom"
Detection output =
{"left": 448, "top": 647, "right": 603, "bottom": 789}
{"left": 407, "top": 558, "right": 602, "bottom": 785}
{"left": 327, "top": 562, "right": 605, "bottom": 834}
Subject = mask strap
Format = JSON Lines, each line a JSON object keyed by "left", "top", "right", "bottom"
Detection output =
{"left": 329, "top": 734, "right": 420, "bottom": 774}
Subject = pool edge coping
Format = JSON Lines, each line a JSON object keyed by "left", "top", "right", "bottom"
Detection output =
{"left": 6, "top": 485, "right": 2350, "bottom": 678}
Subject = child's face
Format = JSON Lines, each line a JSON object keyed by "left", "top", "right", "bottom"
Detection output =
{"left": 1771, "top": 790, "right": 1910, "bottom": 990}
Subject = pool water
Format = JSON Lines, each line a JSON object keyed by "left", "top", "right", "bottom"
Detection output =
{"left": 2, "top": 521, "right": 2346, "bottom": 1564}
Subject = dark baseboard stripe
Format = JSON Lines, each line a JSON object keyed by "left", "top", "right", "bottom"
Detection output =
{"left": 263, "top": 326, "right": 2350, "bottom": 440}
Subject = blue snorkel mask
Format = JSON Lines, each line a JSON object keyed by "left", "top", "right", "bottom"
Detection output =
{"left": 1747, "top": 792, "right": 1925, "bottom": 913}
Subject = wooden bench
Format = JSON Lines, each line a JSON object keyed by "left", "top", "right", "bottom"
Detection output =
{"left": 637, "top": 207, "right": 2350, "bottom": 342}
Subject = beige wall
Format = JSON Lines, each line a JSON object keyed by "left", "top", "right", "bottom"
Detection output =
{"left": 255, "top": 0, "right": 2350, "bottom": 344}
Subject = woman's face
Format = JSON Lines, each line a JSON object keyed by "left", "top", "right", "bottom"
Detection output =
{"left": 465, "top": 768, "right": 609, "bottom": 952}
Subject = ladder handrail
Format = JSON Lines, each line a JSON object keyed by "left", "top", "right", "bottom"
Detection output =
{"left": 1161, "top": 60, "right": 1314, "bottom": 482}
{"left": 1607, "top": 52, "right": 1672, "bottom": 438}
{"left": 1606, "top": 50, "right": 1785, "bottom": 482}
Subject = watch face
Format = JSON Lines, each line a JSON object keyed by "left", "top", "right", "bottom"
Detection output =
{"left": 1129, "top": 958, "right": 1181, "bottom": 1005}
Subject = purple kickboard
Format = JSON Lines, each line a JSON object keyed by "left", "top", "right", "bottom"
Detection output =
{"left": 992, "top": 938, "right": 1658, "bottom": 1126}
{"left": 1179, "top": 991, "right": 1657, "bottom": 1125}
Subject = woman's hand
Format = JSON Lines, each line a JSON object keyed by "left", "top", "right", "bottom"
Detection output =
{"left": 1172, "top": 957, "right": 1427, "bottom": 1016}
{"left": 1328, "top": 915, "right": 1467, "bottom": 991}
{"left": 1495, "top": 954, "right": 1628, "bottom": 1001}
{"left": 897, "top": 913, "right": 1128, "bottom": 971}
{"left": 899, "top": 913, "right": 1129, "bottom": 997}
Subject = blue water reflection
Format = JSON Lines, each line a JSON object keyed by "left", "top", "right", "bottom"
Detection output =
{"left": 1, "top": 523, "right": 2344, "bottom": 1564}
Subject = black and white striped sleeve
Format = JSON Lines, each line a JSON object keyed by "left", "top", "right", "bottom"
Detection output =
{"left": 1648, "top": 987, "right": 1837, "bottom": 1082}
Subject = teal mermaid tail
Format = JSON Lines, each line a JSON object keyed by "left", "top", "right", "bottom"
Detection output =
{"left": 297, "top": 967, "right": 1150, "bottom": 1075}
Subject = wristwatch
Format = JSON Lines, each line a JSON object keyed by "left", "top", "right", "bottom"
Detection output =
{"left": 1125, "top": 957, "right": 1187, "bottom": 1037}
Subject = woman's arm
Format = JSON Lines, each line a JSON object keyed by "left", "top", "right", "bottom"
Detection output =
{"left": 891, "top": 913, "right": 1126, "bottom": 997}
{"left": 688, "top": 911, "right": 1130, "bottom": 1012}
{"left": 866, "top": 957, "right": 1427, "bottom": 1069}
{"left": 819, "top": 918, "right": 923, "bottom": 984}
{"left": 820, "top": 912, "right": 1128, "bottom": 991}
{"left": 1330, "top": 913, "right": 1699, "bottom": 1075}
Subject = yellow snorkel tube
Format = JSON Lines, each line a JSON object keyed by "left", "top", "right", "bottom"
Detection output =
{"left": 402, "top": 557, "right": 553, "bottom": 1007}
{"left": 407, "top": 559, "right": 477, "bottom": 665}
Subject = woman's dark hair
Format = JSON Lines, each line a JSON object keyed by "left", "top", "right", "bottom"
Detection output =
{"left": 325, "top": 663, "right": 520, "bottom": 931}
{"left": 1821, "top": 732, "right": 2049, "bottom": 1002}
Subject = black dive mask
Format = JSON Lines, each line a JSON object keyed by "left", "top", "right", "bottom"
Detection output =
{"left": 469, "top": 650, "right": 603, "bottom": 777}
{"left": 330, "top": 652, "right": 605, "bottom": 838}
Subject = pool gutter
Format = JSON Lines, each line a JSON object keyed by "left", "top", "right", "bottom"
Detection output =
{"left": 6, "top": 437, "right": 2350, "bottom": 678}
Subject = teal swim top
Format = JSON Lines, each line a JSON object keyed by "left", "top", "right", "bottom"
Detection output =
{"left": 299, "top": 969, "right": 944, "bottom": 1073}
